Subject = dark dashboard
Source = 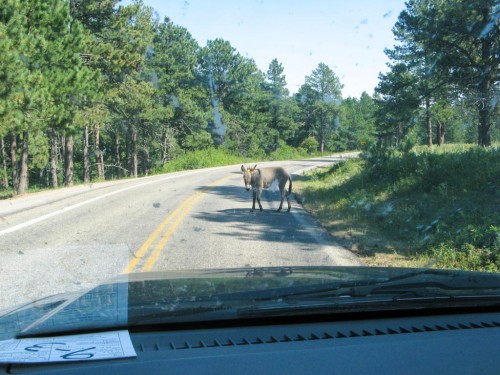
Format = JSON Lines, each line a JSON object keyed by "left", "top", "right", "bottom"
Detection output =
{"left": 4, "top": 310, "right": 499, "bottom": 375}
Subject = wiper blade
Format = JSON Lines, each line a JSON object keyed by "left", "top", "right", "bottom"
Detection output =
{"left": 127, "top": 298, "right": 240, "bottom": 325}
{"left": 249, "top": 268, "right": 500, "bottom": 302}
{"left": 245, "top": 267, "right": 294, "bottom": 278}
{"left": 237, "top": 294, "right": 500, "bottom": 318}
{"left": 124, "top": 269, "right": 500, "bottom": 325}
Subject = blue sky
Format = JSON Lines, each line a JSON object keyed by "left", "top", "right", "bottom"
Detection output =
{"left": 125, "top": 0, "right": 407, "bottom": 98}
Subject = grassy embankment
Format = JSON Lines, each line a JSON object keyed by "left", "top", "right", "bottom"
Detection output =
{"left": 293, "top": 144, "right": 499, "bottom": 272}
{"left": 159, "top": 145, "right": 310, "bottom": 173}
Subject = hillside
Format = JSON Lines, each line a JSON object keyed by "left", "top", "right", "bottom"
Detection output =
{"left": 294, "top": 145, "right": 500, "bottom": 271}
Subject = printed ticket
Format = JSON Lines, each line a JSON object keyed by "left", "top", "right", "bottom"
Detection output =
{"left": 0, "top": 330, "right": 136, "bottom": 363}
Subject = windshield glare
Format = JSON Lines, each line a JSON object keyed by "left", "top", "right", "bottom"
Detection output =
{"left": 0, "top": 0, "right": 498, "bottom": 334}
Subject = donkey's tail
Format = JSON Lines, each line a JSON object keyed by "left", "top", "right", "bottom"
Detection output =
{"left": 288, "top": 175, "right": 293, "bottom": 195}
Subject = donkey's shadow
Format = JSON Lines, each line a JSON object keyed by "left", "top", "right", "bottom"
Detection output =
{"left": 192, "top": 185, "right": 320, "bottom": 248}
{"left": 193, "top": 207, "right": 317, "bottom": 246}
{"left": 198, "top": 184, "right": 285, "bottom": 205}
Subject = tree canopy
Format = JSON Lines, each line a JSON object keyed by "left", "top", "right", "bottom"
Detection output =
{"left": 0, "top": 0, "right": 498, "bottom": 194}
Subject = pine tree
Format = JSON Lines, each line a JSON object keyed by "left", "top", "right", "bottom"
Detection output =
{"left": 299, "top": 63, "right": 343, "bottom": 152}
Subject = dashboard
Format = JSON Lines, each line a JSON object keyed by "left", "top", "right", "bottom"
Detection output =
{"left": 4, "top": 310, "right": 499, "bottom": 374}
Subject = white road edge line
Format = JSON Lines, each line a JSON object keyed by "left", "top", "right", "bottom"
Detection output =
{"left": 0, "top": 167, "right": 227, "bottom": 237}
{"left": 0, "top": 155, "right": 355, "bottom": 237}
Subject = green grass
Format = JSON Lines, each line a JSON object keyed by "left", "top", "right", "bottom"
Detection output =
{"left": 0, "top": 188, "right": 16, "bottom": 199}
{"left": 157, "top": 145, "right": 325, "bottom": 174}
{"left": 294, "top": 144, "right": 500, "bottom": 272}
{"left": 158, "top": 147, "right": 247, "bottom": 173}
{"left": 0, "top": 186, "right": 47, "bottom": 199}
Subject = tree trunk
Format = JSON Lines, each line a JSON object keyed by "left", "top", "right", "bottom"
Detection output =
{"left": 0, "top": 137, "right": 8, "bottom": 189}
{"left": 131, "top": 126, "right": 138, "bottom": 178}
{"left": 82, "top": 126, "right": 90, "bottom": 183}
{"left": 65, "top": 134, "right": 74, "bottom": 186}
{"left": 115, "top": 132, "right": 122, "bottom": 178}
{"left": 142, "top": 125, "right": 149, "bottom": 176}
{"left": 17, "top": 131, "right": 29, "bottom": 194}
{"left": 438, "top": 122, "right": 445, "bottom": 146}
{"left": 161, "top": 128, "right": 167, "bottom": 167}
{"left": 396, "top": 123, "right": 403, "bottom": 146}
{"left": 426, "top": 98, "right": 433, "bottom": 146}
{"left": 477, "top": 107, "right": 490, "bottom": 146}
{"left": 10, "top": 133, "right": 18, "bottom": 191}
{"left": 61, "top": 135, "right": 66, "bottom": 165}
{"left": 436, "top": 122, "right": 444, "bottom": 146}
{"left": 477, "top": 10, "right": 493, "bottom": 147}
{"left": 95, "top": 124, "right": 104, "bottom": 180}
{"left": 320, "top": 111, "right": 326, "bottom": 153}
{"left": 49, "top": 129, "right": 58, "bottom": 188}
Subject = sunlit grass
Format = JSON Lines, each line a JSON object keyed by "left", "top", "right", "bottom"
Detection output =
{"left": 158, "top": 146, "right": 329, "bottom": 174}
{"left": 159, "top": 147, "right": 246, "bottom": 173}
{"left": 0, "top": 188, "right": 16, "bottom": 199}
{"left": 294, "top": 144, "right": 499, "bottom": 272}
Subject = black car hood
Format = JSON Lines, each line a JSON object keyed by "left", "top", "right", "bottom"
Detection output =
{"left": 1, "top": 266, "right": 499, "bottom": 340}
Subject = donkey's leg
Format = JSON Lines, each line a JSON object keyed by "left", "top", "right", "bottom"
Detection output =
{"left": 251, "top": 191, "right": 256, "bottom": 212}
{"left": 256, "top": 188, "right": 263, "bottom": 211}
{"left": 277, "top": 188, "right": 284, "bottom": 212}
{"left": 286, "top": 192, "right": 291, "bottom": 212}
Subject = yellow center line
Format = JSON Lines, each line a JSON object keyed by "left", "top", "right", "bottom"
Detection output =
{"left": 141, "top": 192, "right": 205, "bottom": 272}
{"left": 123, "top": 174, "right": 234, "bottom": 274}
{"left": 122, "top": 193, "right": 201, "bottom": 274}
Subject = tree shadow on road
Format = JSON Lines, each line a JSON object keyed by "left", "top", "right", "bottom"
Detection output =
{"left": 196, "top": 184, "right": 247, "bottom": 202}
{"left": 193, "top": 184, "right": 328, "bottom": 250}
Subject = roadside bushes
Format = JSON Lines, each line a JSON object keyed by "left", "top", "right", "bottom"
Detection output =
{"left": 296, "top": 144, "right": 499, "bottom": 271}
{"left": 159, "top": 147, "right": 244, "bottom": 172}
{"left": 362, "top": 144, "right": 499, "bottom": 195}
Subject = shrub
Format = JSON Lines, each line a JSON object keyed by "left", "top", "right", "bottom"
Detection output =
{"left": 160, "top": 147, "right": 244, "bottom": 173}
{"left": 300, "top": 136, "right": 319, "bottom": 154}
{"left": 295, "top": 144, "right": 500, "bottom": 271}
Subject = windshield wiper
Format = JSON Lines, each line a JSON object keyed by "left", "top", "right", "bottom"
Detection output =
{"left": 249, "top": 269, "right": 500, "bottom": 301}
{"left": 128, "top": 269, "right": 500, "bottom": 324}
{"left": 126, "top": 296, "right": 243, "bottom": 325}
{"left": 234, "top": 269, "right": 500, "bottom": 317}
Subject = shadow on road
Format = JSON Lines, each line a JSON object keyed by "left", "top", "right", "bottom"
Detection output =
{"left": 196, "top": 184, "right": 247, "bottom": 202}
{"left": 193, "top": 184, "right": 326, "bottom": 250}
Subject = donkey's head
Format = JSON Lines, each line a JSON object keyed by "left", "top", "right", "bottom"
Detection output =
{"left": 241, "top": 164, "right": 257, "bottom": 191}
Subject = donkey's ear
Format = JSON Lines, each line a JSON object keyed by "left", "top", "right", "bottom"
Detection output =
{"left": 253, "top": 164, "right": 258, "bottom": 170}
{"left": 241, "top": 165, "right": 246, "bottom": 172}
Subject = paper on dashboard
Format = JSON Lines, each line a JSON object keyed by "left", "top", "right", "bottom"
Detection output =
{"left": 0, "top": 330, "right": 136, "bottom": 363}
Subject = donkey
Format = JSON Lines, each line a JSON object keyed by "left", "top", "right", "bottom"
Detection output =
{"left": 241, "top": 165, "right": 292, "bottom": 212}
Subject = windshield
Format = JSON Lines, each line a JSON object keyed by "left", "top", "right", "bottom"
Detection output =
{"left": 0, "top": 0, "right": 498, "bottom": 337}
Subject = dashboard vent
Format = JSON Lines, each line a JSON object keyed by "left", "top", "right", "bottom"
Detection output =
{"left": 135, "top": 319, "right": 500, "bottom": 352}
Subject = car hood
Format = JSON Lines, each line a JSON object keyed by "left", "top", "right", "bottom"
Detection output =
{"left": 1, "top": 266, "right": 499, "bottom": 340}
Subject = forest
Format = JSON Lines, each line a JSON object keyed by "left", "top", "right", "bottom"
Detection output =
{"left": 0, "top": 0, "right": 498, "bottom": 194}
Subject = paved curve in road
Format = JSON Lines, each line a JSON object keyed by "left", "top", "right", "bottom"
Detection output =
{"left": 0, "top": 156, "right": 361, "bottom": 311}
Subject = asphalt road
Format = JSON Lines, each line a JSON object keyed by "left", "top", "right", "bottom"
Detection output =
{"left": 0, "top": 156, "right": 361, "bottom": 311}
